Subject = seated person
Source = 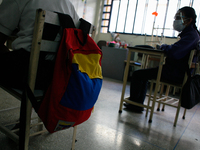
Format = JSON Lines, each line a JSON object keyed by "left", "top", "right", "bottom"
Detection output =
{"left": 0, "top": 0, "right": 79, "bottom": 90}
{"left": 124, "top": 6, "right": 200, "bottom": 112}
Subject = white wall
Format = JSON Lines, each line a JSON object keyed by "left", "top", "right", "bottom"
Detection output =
{"left": 70, "top": 1, "right": 84, "bottom": 18}
{"left": 70, "top": 0, "right": 101, "bottom": 41}
{"left": 70, "top": 0, "right": 99, "bottom": 25}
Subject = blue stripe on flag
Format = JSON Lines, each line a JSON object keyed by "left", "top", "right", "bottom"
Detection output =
{"left": 60, "top": 64, "right": 102, "bottom": 110}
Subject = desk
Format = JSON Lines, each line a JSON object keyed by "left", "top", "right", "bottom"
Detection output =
{"left": 119, "top": 46, "right": 165, "bottom": 123}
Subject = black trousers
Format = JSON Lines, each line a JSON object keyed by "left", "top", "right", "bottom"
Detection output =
{"left": 0, "top": 49, "right": 55, "bottom": 90}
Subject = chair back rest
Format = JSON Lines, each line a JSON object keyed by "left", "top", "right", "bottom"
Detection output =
{"left": 196, "top": 40, "right": 200, "bottom": 63}
{"left": 97, "top": 40, "right": 107, "bottom": 49}
{"left": 32, "top": 9, "right": 95, "bottom": 53}
{"left": 28, "top": 9, "right": 95, "bottom": 90}
{"left": 182, "top": 49, "right": 196, "bottom": 84}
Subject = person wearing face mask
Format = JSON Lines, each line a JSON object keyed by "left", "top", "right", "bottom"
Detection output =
{"left": 124, "top": 6, "right": 200, "bottom": 112}
{"left": 173, "top": 12, "right": 188, "bottom": 32}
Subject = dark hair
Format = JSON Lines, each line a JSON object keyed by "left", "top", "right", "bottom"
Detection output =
{"left": 179, "top": 6, "right": 200, "bottom": 35}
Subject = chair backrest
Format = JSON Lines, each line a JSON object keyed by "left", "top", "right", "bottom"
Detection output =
{"left": 32, "top": 9, "right": 95, "bottom": 53}
{"left": 187, "top": 40, "right": 200, "bottom": 76}
{"left": 97, "top": 40, "right": 106, "bottom": 49}
{"left": 28, "top": 9, "right": 96, "bottom": 91}
{"left": 182, "top": 49, "right": 196, "bottom": 85}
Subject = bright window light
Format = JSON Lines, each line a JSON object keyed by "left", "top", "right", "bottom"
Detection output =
{"left": 101, "top": 0, "right": 200, "bottom": 38}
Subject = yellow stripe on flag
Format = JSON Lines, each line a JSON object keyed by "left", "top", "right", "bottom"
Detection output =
{"left": 72, "top": 53, "right": 103, "bottom": 79}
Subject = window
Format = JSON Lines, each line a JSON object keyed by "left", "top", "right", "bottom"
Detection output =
{"left": 101, "top": 0, "right": 200, "bottom": 38}
{"left": 101, "top": 0, "right": 112, "bottom": 33}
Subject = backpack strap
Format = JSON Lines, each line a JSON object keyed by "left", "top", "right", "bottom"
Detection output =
{"left": 57, "top": 13, "right": 88, "bottom": 46}
{"left": 74, "top": 30, "right": 87, "bottom": 46}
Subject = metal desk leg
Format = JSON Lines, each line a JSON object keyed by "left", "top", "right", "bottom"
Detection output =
{"left": 71, "top": 126, "right": 77, "bottom": 150}
{"left": 149, "top": 54, "right": 164, "bottom": 123}
{"left": 119, "top": 50, "right": 132, "bottom": 113}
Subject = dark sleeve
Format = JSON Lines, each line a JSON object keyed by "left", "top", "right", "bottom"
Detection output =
{"left": 163, "top": 31, "right": 199, "bottom": 59}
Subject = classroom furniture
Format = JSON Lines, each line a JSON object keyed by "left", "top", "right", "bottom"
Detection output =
{"left": 119, "top": 46, "right": 165, "bottom": 123}
{"left": 0, "top": 9, "right": 96, "bottom": 150}
{"left": 97, "top": 40, "right": 106, "bottom": 49}
{"left": 101, "top": 46, "right": 134, "bottom": 81}
{"left": 147, "top": 49, "right": 197, "bottom": 126}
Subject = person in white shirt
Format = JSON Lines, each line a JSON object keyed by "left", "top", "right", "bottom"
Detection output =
{"left": 0, "top": 0, "right": 79, "bottom": 89}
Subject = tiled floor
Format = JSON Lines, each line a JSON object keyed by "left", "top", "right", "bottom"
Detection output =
{"left": 0, "top": 77, "right": 200, "bottom": 150}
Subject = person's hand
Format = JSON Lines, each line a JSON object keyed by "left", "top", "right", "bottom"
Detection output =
{"left": 156, "top": 44, "right": 161, "bottom": 49}
{"left": 160, "top": 44, "right": 168, "bottom": 50}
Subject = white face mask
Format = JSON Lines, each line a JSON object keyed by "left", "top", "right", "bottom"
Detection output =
{"left": 173, "top": 20, "right": 186, "bottom": 32}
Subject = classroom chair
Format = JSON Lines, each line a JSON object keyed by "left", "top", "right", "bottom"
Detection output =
{"left": 97, "top": 40, "right": 106, "bottom": 49}
{"left": 146, "top": 49, "right": 197, "bottom": 127}
{"left": 0, "top": 9, "right": 96, "bottom": 150}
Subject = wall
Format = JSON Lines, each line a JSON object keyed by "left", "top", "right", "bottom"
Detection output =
{"left": 70, "top": 0, "right": 99, "bottom": 25}
{"left": 70, "top": 0, "right": 101, "bottom": 42}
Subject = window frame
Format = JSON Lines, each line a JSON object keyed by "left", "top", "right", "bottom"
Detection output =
{"left": 101, "top": 0, "right": 200, "bottom": 38}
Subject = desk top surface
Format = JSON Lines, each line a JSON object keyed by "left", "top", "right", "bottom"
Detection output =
{"left": 127, "top": 46, "right": 164, "bottom": 53}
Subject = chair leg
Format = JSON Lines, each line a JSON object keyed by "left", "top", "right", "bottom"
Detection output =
{"left": 146, "top": 82, "right": 154, "bottom": 117}
{"left": 0, "top": 123, "right": 19, "bottom": 143}
{"left": 149, "top": 82, "right": 161, "bottom": 123}
{"left": 157, "top": 84, "right": 164, "bottom": 111}
{"left": 71, "top": 125, "right": 78, "bottom": 150}
{"left": 182, "top": 108, "right": 186, "bottom": 119}
{"left": 19, "top": 93, "right": 32, "bottom": 150}
{"left": 119, "top": 50, "right": 131, "bottom": 113}
{"left": 161, "top": 85, "right": 170, "bottom": 111}
{"left": 173, "top": 86, "right": 176, "bottom": 95}
{"left": 37, "top": 118, "right": 43, "bottom": 132}
{"left": 173, "top": 100, "right": 181, "bottom": 127}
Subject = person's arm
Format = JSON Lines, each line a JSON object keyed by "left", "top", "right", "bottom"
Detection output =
{"left": 161, "top": 31, "right": 199, "bottom": 60}
{"left": 0, "top": 32, "right": 9, "bottom": 53}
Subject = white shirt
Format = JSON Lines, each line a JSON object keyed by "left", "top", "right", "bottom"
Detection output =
{"left": 0, "top": 0, "right": 79, "bottom": 51}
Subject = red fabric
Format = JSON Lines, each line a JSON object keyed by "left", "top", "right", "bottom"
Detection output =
{"left": 37, "top": 28, "right": 102, "bottom": 133}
